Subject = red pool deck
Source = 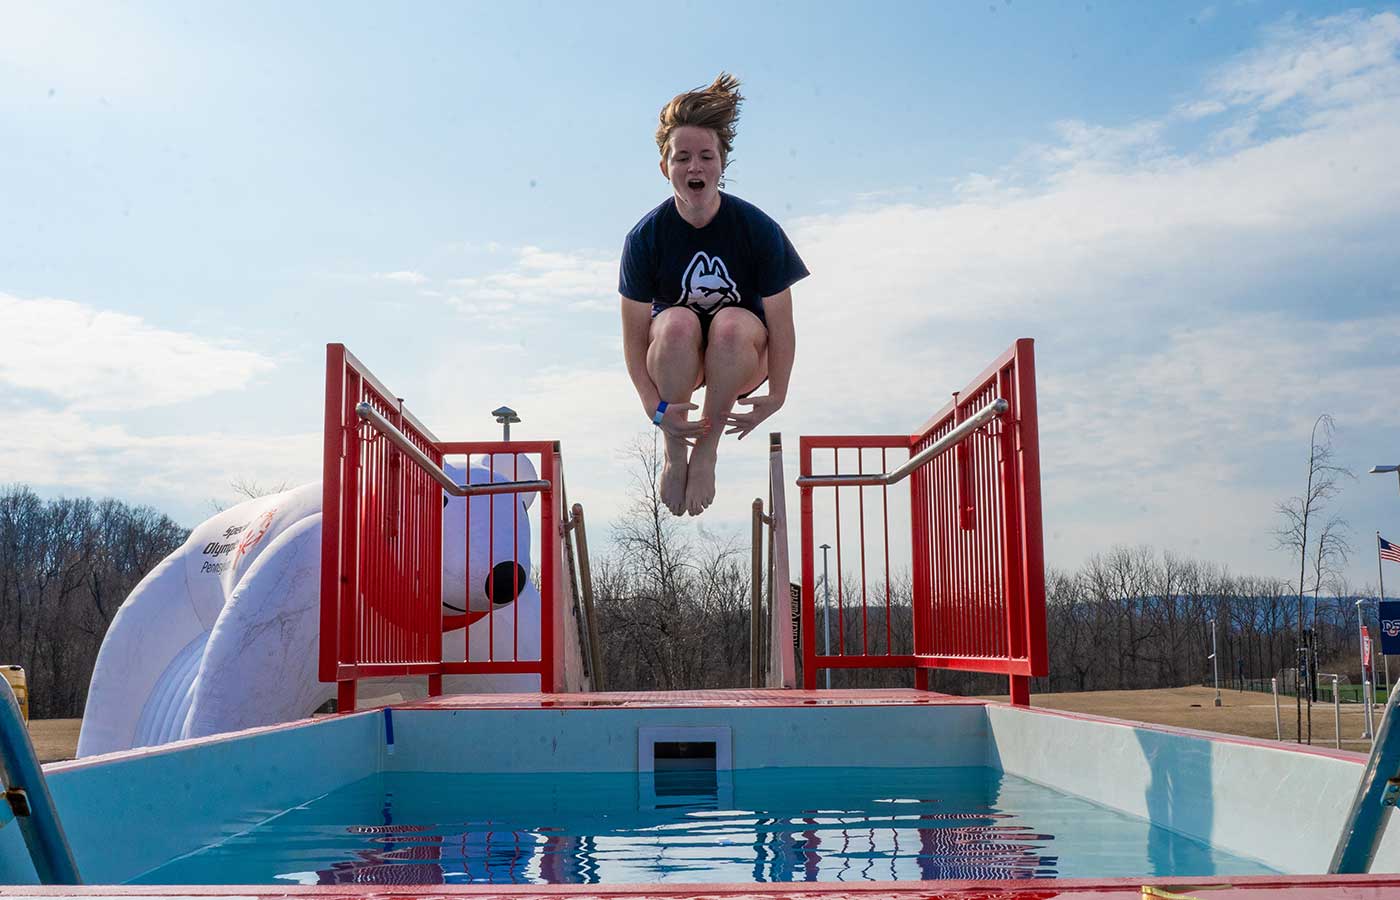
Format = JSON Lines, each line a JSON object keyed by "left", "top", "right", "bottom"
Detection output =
{"left": 10, "top": 875, "right": 1400, "bottom": 898}
{"left": 396, "top": 687, "right": 987, "bottom": 710}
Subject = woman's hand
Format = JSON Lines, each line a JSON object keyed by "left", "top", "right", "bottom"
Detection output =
{"left": 724, "top": 393, "right": 783, "bottom": 440}
{"left": 659, "top": 401, "right": 710, "bottom": 446}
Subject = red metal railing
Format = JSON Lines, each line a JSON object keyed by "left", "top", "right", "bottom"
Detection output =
{"left": 320, "top": 345, "right": 558, "bottom": 710}
{"left": 436, "top": 441, "right": 557, "bottom": 685}
{"left": 798, "top": 339, "right": 1047, "bottom": 703}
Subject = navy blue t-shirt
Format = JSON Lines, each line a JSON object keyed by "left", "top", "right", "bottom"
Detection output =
{"left": 619, "top": 193, "right": 809, "bottom": 325}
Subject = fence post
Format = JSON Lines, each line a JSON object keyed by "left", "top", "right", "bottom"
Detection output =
{"left": 1273, "top": 677, "right": 1282, "bottom": 741}
{"left": 751, "top": 499, "right": 764, "bottom": 689}
{"left": 799, "top": 441, "right": 818, "bottom": 691}
{"left": 542, "top": 445, "right": 559, "bottom": 692}
{"left": 571, "top": 503, "right": 603, "bottom": 692}
{"left": 1334, "top": 675, "right": 1342, "bottom": 750}
{"left": 767, "top": 432, "right": 795, "bottom": 689}
{"left": 1365, "top": 668, "right": 1377, "bottom": 741}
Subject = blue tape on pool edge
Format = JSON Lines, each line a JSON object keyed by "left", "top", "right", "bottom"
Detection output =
{"left": 383, "top": 708, "right": 395, "bottom": 756}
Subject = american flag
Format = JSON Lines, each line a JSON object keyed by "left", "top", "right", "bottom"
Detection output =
{"left": 1382, "top": 536, "right": 1400, "bottom": 565}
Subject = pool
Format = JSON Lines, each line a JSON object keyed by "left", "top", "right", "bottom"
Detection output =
{"left": 2, "top": 690, "right": 1398, "bottom": 892}
{"left": 129, "top": 766, "right": 1275, "bottom": 885}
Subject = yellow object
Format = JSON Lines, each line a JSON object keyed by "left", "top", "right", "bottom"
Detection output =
{"left": 2, "top": 666, "right": 28, "bottom": 722}
{"left": 1141, "top": 886, "right": 1232, "bottom": 899}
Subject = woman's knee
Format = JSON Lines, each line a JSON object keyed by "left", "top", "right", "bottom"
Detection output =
{"left": 707, "top": 308, "right": 765, "bottom": 353}
{"left": 650, "top": 308, "right": 703, "bottom": 349}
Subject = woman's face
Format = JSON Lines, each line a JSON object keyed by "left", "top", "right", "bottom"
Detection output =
{"left": 661, "top": 125, "right": 723, "bottom": 210}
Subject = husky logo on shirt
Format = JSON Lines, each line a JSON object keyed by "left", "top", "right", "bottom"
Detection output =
{"left": 680, "top": 252, "right": 739, "bottom": 312}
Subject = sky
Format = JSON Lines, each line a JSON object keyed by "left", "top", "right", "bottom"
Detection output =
{"left": 3, "top": 0, "right": 1399, "bottom": 594}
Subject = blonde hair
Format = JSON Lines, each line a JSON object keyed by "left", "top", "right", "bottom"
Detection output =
{"left": 655, "top": 73, "right": 743, "bottom": 169}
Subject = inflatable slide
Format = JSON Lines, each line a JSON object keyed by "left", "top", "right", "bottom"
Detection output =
{"left": 77, "top": 456, "right": 540, "bottom": 757}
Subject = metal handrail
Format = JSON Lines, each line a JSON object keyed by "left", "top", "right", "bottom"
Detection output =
{"left": 0, "top": 680, "right": 81, "bottom": 884}
{"left": 1331, "top": 687, "right": 1400, "bottom": 872}
{"left": 796, "top": 398, "right": 1008, "bottom": 488}
{"left": 750, "top": 433, "right": 796, "bottom": 689}
{"left": 567, "top": 503, "right": 604, "bottom": 691}
{"left": 750, "top": 498, "right": 766, "bottom": 688}
{"left": 356, "top": 402, "right": 550, "bottom": 497}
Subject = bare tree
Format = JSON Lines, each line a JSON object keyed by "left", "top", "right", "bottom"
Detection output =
{"left": 0, "top": 486, "right": 186, "bottom": 718}
{"left": 206, "top": 477, "right": 292, "bottom": 514}
{"left": 1275, "top": 413, "right": 1354, "bottom": 742}
{"left": 1310, "top": 517, "right": 1352, "bottom": 607}
{"left": 599, "top": 433, "right": 754, "bottom": 689}
{"left": 230, "top": 477, "right": 289, "bottom": 500}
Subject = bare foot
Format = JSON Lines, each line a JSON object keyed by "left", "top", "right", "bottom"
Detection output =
{"left": 660, "top": 439, "right": 689, "bottom": 516}
{"left": 684, "top": 445, "right": 717, "bottom": 516}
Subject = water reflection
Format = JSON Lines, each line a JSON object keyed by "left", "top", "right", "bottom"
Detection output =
{"left": 131, "top": 767, "right": 1273, "bottom": 885}
{"left": 308, "top": 771, "right": 1058, "bottom": 884}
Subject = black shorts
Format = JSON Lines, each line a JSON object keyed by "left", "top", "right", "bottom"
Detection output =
{"left": 650, "top": 305, "right": 768, "bottom": 398}
{"left": 651, "top": 303, "right": 767, "bottom": 344}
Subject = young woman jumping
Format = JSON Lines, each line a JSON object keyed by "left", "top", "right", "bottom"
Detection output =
{"left": 619, "top": 73, "right": 809, "bottom": 517}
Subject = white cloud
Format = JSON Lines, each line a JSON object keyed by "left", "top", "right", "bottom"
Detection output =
{"left": 0, "top": 408, "right": 320, "bottom": 519}
{"left": 446, "top": 246, "right": 615, "bottom": 325}
{"left": 0, "top": 293, "right": 276, "bottom": 411}
{"left": 1176, "top": 99, "right": 1228, "bottom": 121}
{"left": 1205, "top": 11, "right": 1400, "bottom": 115}
{"left": 1042, "top": 314, "right": 1400, "bottom": 483}
{"left": 1032, "top": 119, "right": 1168, "bottom": 170}
{"left": 0, "top": 292, "right": 306, "bottom": 522}
{"left": 375, "top": 270, "right": 430, "bottom": 285}
{"left": 781, "top": 11, "right": 1400, "bottom": 427}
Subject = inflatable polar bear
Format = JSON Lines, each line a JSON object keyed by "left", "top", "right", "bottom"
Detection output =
{"left": 77, "top": 456, "right": 541, "bottom": 758}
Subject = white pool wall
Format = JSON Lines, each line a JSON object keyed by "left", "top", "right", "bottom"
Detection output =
{"left": 0, "top": 711, "right": 381, "bottom": 884}
{"left": 984, "top": 703, "right": 1398, "bottom": 873}
{"left": 386, "top": 704, "right": 989, "bottom": 772}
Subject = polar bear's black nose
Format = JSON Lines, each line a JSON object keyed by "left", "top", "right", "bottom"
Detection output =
{"left": 485, "top": 561, "right": 528, "bottom": 606}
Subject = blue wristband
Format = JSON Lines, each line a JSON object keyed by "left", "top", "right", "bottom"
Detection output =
{"left": 651, "top": 400, "right": 669, "bottom": 426}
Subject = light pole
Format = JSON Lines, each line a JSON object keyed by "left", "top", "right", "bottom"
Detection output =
{"left": 1368, "top": 465, "right": 1397, "bottom": 706}
{"left": 1318, "top": 672, "right": 1342, "bottom": 749}
{"left": 1209, "top": 619, "right": 1221, "bottom": 707}
{"left": 819, "top": 543, "right": 833, "bottom": 690}
{"left": 1371, "top": 464, "right": 1400, "bottom": 496}
{"left": 1357, "top": 597, "right": 1375, "bottom": 740}
{"left": 492, "top": 406, "right": 520, "bottom": 441}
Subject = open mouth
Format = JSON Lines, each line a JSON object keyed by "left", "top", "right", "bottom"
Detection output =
{"left": 687, "top": 178, "right": 705, "bottom": 191}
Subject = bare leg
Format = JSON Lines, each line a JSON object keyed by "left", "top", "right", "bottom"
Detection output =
{"left": 686, "top": 308, "right": 768, "bottom": 516}
{"left": 647, "top": 309, "right": 703, "bottom": 516}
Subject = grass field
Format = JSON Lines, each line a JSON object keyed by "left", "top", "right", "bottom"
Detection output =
{"left": 24, "top": 685, "right": 1382, "bottom": 763}
{"left": 994, "top": 684, "right": 1381, "bottom": 752}
{"left": 28, "top": 718, "right": 81, "bottom": 764}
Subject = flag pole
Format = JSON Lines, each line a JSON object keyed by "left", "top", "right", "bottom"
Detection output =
{"left": 1381, "top": 531, "right": 1388, "bottom": 607}
{"left": 1381, "top": 532, "right": 1391, "bottom": 703}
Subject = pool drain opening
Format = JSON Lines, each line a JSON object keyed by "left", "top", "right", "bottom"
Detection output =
{"left": 637, "top": 726, "right": 733, "bottom": 810}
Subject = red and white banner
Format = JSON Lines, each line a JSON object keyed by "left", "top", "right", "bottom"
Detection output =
{"left": 1363, "top": 626, "right": 1374, "bottom": 676}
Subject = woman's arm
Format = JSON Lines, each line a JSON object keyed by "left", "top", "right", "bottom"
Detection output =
{"left": 762, "top": 288, "right": 795, "bottom": 403}
{"left": 620, "top": 296, "right": 660, "bottom": 416}
{"left": 723, "top": 288, "right": 795, "bottom": 440}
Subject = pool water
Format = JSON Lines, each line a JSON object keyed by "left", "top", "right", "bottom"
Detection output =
{"left": 133, "top": 767, "right": 1276, "bottom": 884}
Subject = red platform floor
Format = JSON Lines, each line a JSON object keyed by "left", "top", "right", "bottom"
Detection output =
{"left": 11, "top": 876, "right": 1400, "bottom": 898}
{"left": 398, "top": 687, "right": 986, "bottom": 710}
